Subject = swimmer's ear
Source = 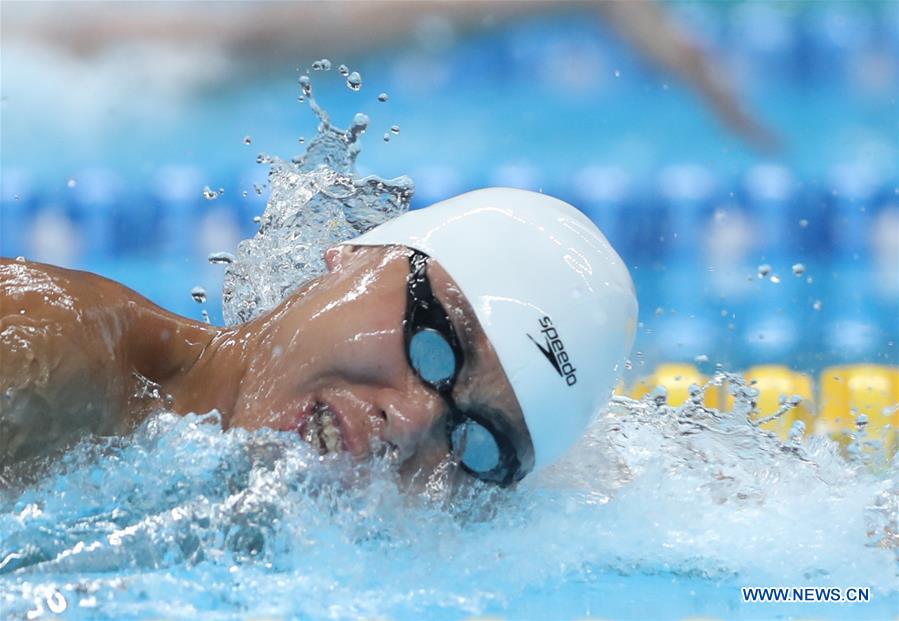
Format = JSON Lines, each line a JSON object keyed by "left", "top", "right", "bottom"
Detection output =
{"left": 324, "top": 245, "right": 352, "bottom": 272}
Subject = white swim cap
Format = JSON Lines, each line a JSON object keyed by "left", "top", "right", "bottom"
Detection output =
{"left": 349, "top": 188, "right": 638, "bottom": 471}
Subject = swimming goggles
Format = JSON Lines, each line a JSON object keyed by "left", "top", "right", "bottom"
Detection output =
{"left": 405, "top": 250, "right": 522, "bottom": 487}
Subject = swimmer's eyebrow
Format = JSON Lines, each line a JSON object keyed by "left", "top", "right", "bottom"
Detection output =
{"left": 433, "top": 280, "right": 480, "bottom": 368}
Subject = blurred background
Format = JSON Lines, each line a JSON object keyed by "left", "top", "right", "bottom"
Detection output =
{"left": 1, "top": 0, "right": 897, "bottom": 377}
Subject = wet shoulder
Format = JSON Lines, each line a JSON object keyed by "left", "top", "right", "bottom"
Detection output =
{"left": 0, "top": 258, "right": 136, "bottom": 318}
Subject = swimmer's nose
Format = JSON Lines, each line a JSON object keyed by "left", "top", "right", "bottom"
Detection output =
{"left": 373, "top": 380, "right": 448, "bottom": 462}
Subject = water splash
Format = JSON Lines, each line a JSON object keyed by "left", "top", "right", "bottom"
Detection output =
{"left": 221, "top": 74, "right": 413, "bottom": 325}
{"left": 1, "top": 375, "right": 895, "bottom": 619}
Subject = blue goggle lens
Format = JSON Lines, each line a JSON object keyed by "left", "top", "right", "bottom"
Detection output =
{"left": 408, "top": 328, "right": 456, "bottom": 385}
{"left": 451, "top": 419, "right": 501, "bottom": 474}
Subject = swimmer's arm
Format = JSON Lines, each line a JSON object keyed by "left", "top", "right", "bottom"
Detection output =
{"left": 596, "top": 1, "right": 779, "bottom": 150}
{"left": 7, "top": 1, "right": 777, "bottom": 151}
{"left": 0, "top": 259, "right": 135, "bottom": 467}
{"left": 0, "top": 259, "right": 211, "bottom": 469}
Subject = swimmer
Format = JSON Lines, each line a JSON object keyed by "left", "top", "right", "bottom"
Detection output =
{"left": 1, "top": 188, "right": 637, "bottom": 487}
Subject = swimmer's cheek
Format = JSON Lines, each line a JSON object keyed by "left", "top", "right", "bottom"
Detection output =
{"left": 396, "top": 430, "right": 460, "bottom": 493}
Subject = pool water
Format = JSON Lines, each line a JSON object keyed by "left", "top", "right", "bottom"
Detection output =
{"left": 2, "top": 382, "right": 896, "bottom": 620}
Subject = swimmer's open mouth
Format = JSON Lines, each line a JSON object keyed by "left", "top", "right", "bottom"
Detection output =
{"left": 299, "top": 401, "right": 344, "bottom": 455}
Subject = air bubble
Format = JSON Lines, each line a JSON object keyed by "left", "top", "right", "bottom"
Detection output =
{"left": 383, "top": 133, "right": 391, "bottom": 142}
{"left": 390, "top": 125, "right": 400, "bottom": 135}
{"left": 812, "top": 300, "right": 822, "bottom": 311}
{"left": 792, "top": 263, "right": 806, "bottom": 276}
{"left": 338, "top": 64, "right": 349, "bottom": 76}
{"left": 694, "top": 354, "right": 709, "bottom": 363}
{"left": 799, "top": 219, "right": 809, "bottom": 228}
{"left": 757, "top": 264, "right": 771, "bottom": 278}
{"left": 378, "top": 92, "right": 389, "bottom": 102}
{"left": 67, "top": 178, "right": 76, "bottom": 188}
{"left": 770, "top": 274, "right": 781, "bottom": 284}
{"left": 191, "top": 286, "right": 208, "bottom": 304}
{"left": 243, "top": 135, "right": 252, "bottom": 145}
{"left": 203, "top": 186, "right": 219, "bottom": 201}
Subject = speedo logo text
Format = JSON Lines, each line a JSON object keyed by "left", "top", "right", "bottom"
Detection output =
{"left": 528, "top": 316, "right": 577, "bottom": 386}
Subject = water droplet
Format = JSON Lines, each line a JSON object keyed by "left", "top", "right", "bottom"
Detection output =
{"left": 338, "top": 64, "right": 349, "bottom": 76}
{"left": 812, "top": 300, "right": 823, "bottom": 311}
{"left": 191, "top": 286, "right": 208, "bottom": 304}
{"left": 346, "top": 71, "right": 362, "bottom": 91}
{"left": 378, "top": 92, "right": 389, "bottom": 102}
{"left": 799, "top": 218, "right": 809, "bottom": 228}
{"left": 770, "top": 274, "right": 781, "bottom": 284}
{"left": 757, "top": 264, "right": 771, "bottom": 278}
{"left": 390, "top": 125, "right": 400, "bottom": 135}
{"left": 311, "top": 58, "right": 331, "bottom": 71}
{"left": 243, "top": 135, "right": 252, "bottom": 145}
{"left": 67, "top": 178, "right": 76, "bottom": 188}
{"left": 792, "top": 263, "right": 806, "bottom": 276}
{"left": 202, "top": 186, "right": 219, "bottom": 200}
{"left": 298, "top": 75, "right": 313, "bottom": 98}
{"left": 208, "top": 251, "right": 236, "bottom": 265}
{"left": 348, "top": 113, "right": 369, "bottom": 143}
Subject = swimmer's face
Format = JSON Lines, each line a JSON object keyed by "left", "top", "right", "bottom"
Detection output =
{"left": 230, "top": 245, "right": 535, "bottom": 487}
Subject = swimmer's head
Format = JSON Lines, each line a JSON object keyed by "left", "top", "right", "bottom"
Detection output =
{"left": 348, "top": 188, "right": 638, "bottom": 473}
